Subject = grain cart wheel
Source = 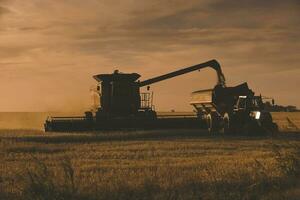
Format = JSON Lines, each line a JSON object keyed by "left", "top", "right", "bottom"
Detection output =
{"left": 220, "top": 113, "right": 231, "bottom": 134}
{"left": 207, "top": 112, "right": 219, "bottom": 133}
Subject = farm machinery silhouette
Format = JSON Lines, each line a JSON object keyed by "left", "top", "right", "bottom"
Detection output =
{"left": 44, "top": 59, "right": 277, "bottom": 134}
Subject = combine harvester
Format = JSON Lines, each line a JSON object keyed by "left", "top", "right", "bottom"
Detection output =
{"left": 44, "top": 59, "right": 277, "bottom": 134}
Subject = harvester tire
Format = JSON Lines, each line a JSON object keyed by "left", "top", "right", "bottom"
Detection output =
{"left": 44, "top": 123, "right": 52, "bottom": 132}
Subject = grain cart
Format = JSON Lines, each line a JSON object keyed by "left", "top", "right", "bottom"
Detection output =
{"left": 190, "top": 83, "right": 278, "bottom": 134}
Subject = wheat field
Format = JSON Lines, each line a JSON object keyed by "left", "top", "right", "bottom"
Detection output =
{"left": 0, "top": 128, "right": 299, "bottom": 200}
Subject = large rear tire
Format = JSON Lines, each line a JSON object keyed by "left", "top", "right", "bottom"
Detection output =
{"left": 260, "top": 112, "right": 278, "bottom": 134}
{"left": 242, "top": 120, "right": 263, "bottom": 135}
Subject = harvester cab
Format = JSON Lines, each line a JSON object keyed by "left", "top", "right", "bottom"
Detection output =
{"left": 92, "top": 70, "right": 156, "bottom": 122}
{"left": 93, "top": 70, "right": 143, "bottom": 116}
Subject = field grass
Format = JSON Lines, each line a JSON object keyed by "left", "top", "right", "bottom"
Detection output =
{"left": 272, "top": 112, "right": 300, "bottom": 132}
{"left": 0, "top": 129, "right": 300, "bottom": 200}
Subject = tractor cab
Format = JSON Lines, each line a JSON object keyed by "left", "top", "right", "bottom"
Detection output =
{"left": 234, "top": 95, "right": 265, "bottom": 120}
{"left": 235, "top": 96, "right": 264, "bottom": 110}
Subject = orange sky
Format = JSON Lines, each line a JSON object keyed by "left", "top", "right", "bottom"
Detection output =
{"left": 0, "top": 0, "right": 299, "bottom": 112}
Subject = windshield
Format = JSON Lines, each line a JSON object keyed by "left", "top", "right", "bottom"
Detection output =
{"left": 237, "top": 96, "right": 262, "bottom": 110}
{"left": 237, "top": 97, "right": 247, "bottom": 109}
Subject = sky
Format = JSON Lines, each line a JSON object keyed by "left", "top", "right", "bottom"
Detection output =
{"left": 0, "top": 0, "right": 299, "bottom": 112}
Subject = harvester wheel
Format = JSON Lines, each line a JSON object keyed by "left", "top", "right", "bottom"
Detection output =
{"left": 44, "top": 122, "right": 52, "bottom": 132}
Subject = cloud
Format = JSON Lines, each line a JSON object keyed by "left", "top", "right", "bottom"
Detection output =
{"left": 0, "top": 0, "right": 10, "bottom": 16}
{"left": 0, "top": 0, "right": 299, "bottom": 111}
{"left": 0, "top": 6, "right": 8, "bottom": 15}
{"left": 126, "top": 0, "right": 299, "bottom": 29}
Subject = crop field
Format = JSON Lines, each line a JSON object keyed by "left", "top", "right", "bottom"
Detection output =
{"left": 0, "top": 128, "right": 300, "bottom": 200}
{"left": 0, "top": 112, "right": 299, "bottom": 200}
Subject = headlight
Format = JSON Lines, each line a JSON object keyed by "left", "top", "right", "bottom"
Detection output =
{"left": 255, "top": 111, "right": 261, "bottom": 120}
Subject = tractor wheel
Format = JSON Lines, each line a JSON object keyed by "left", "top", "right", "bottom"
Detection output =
{"left": 242, "top": 120, "right": 262, "bottom": 136}
{"left": 260, "top": 112, "right": 278, "bottom": 134}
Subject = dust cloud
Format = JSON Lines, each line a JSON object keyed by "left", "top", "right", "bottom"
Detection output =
{"left": 0, "top": 112, "right": 83, "bottom": 130}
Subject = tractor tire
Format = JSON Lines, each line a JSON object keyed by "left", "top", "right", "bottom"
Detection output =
{"left": 260, "top": 112, "right": 278, "bottom": 134}
{"left": 242, "top": 120, "right": 263, "bottom": 136}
